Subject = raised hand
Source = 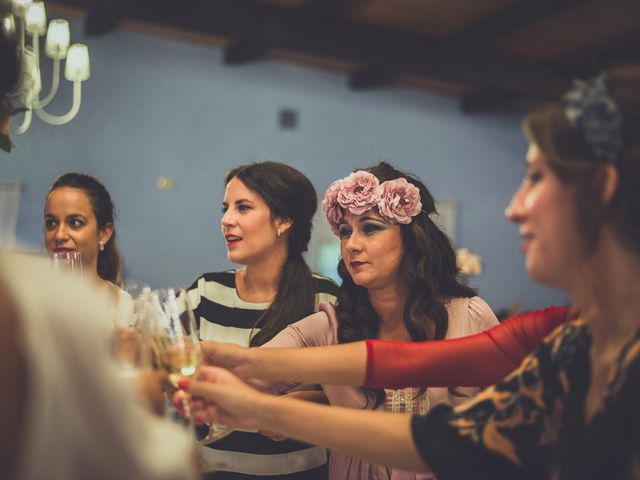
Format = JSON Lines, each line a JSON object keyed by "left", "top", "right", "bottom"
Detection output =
{"left": 200, "top": 341, "right": 254, "bottom": 379}
{"left": 174, "top": 366, "right": 269, "bottom": 432}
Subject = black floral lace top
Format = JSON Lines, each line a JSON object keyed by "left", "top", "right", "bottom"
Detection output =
{"left": 411, "top": 320, "right": 640, "bottom": 480}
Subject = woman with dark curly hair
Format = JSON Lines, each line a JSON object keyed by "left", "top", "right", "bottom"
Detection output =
{"left": 245, "top": 161, "right": 498, "bottom": 479}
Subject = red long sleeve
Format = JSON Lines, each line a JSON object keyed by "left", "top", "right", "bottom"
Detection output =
{"left": 364, "top": 305, "right": 572, "bottom": 388}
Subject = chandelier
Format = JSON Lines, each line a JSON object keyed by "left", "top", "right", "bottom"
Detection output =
{"left": 2, "top": 0, "right": 90, "bottom": 134}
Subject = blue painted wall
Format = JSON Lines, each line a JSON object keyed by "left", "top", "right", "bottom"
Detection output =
{"left": 0, "top": 18, "right": 568, "bottom": 311}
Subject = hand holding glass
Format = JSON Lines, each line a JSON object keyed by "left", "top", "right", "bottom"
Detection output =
{"left": 150, "top": 288, "right": 202, "bottom": 426}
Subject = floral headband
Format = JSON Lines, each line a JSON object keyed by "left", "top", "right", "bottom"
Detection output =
{"left": 321, "top": 171, "right": 422, "bottom": 235}
{"left": 563, "top": 73, "right": 622, "bottom": 164}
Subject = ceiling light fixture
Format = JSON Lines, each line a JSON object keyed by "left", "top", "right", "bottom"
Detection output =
{"left": 2, "top": 0, "right": 90, "bottom": 134}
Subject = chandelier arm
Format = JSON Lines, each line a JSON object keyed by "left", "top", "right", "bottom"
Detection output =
{"left": 19, "top": 15, "right": 26, "bottom": 52}
{"left": 13, "top": 108, "right": 33, "bottom": 135}
{"left": 33, "top": 58, "right": 60, "bottom": 108}
{"left": 34, "top": 80, "right": 81, "bottom": 125}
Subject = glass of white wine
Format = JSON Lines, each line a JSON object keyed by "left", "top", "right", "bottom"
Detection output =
{"left": 51, "top": 251, "right": 83, "bottom": 278}
{"left": 151, "top": 288, "right": 202, "bottom": 424}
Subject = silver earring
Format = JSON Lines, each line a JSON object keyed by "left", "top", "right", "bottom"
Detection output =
{"left": 99, "top": 241, "right": 104, "bottom": 251}
{"left": 276, "top": 230, "right": 281, "bottom": 238}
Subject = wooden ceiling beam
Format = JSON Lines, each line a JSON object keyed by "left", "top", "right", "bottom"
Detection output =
{"left": 349, "top": 67, "right": 399, "bottom": 90}
{"left": 460, "top": 92, "right": 542, "bottom": 114}
{"left": 224, "top": 40, "right": 268, "bottom": 64}
{"left": 552, "top": 27, "right": 640, "bottom": 79}
{"left": 446, "top": 0, "right": 585, "bottom": 46}
{"left": 50, "top": 0, "right": 568, "bottom": 98}
{"left": 223, "top": 0, "right": 350, "bottom": 65}
{"left": 294, "top": 0, "right": 351, "bottom": 24}
{"left": 84, "top": 0, "right": 129, "bottom": 36}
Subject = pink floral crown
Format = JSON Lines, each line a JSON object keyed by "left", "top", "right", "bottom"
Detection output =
{"left": 321, "top": 171, "right": 422, "bottom": 235}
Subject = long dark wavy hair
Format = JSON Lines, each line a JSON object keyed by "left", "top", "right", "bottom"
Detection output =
{"left": 225, "top": 161, "right": 318, "bottom": 346}
{"left": 335, "top": 162, "right": 476, "bottom": 403}
{"left": 48, "top": 173, "right": 123, "bottom": 285}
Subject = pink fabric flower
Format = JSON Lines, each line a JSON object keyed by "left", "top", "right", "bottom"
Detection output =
{"left": 321, "top": 179, "right": 344, "bottom": 234}
{"left": 322, "top": 171, "right": 423, "bottom": 235}
{"left": 336, "top": 171, "right": 381, "bottom": 215}
{"left": 377, "top": 178, "right": 422, "bottom": 224}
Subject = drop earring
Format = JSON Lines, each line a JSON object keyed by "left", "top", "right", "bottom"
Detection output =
{"left": 99, "top": 241, "right": 104, "bottom": 251}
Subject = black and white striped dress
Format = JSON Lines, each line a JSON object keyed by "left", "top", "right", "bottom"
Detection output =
{"left": 186, "top": 270, "right": 338, "bottom": 479}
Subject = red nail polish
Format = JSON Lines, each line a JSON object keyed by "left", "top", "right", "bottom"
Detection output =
{"left": 177, "top": 379, "right": 189, "bottom": 390}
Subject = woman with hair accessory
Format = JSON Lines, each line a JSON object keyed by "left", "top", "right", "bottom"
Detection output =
{"left": 190, "top": 161, "right": 498, "bottom": 480}
{"left": 180, "top": 65, "right": 640, "bottom": 479}
{"left": 185, "top": 161, "right": 338, "bottom": 479}
{"left": 44, "top": 172, "right": 133, "bottom": 323}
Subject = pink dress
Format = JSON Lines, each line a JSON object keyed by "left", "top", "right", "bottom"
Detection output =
{"left": 262, "top": 297, "right": 498, "bottom": 480}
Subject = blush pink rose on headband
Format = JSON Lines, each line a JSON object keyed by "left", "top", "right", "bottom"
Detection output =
{"left": 321, "top": 179, "right": 344, "bottom": 234}
{"left": 337, "top": 171, "right": 381, "bottom": 215}
{"left": 322, "top": 170, "right": 423, "bottom": 235}
{"left": 377, "top": 178, "right": 422, "bottom": 224}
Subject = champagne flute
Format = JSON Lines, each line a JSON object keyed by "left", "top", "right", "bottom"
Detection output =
{"left": 151, "top": 288, "right": 202, "bottom": 425}
{"left": 198, "top": 421, "right": 235, "bottom": 445}
{"left": 111, "top": 286, "right": 152, "bottom": 377}
{"left": 51, "top": 251, "right": 83, "bottom": 278}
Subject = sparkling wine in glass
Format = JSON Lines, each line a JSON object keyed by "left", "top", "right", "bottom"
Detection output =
{"left": 151, "top": 288, "right": 202, "bottom": 426}
{"left": 159, "top": 337, "right": 202, "bottom": 387}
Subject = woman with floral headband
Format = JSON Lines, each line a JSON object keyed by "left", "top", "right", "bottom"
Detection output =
{"left": 180, "top": 66, "right": 640, "bottom": 479}
{"left": 217, "top": 161, "right": 499, "bottom": 480}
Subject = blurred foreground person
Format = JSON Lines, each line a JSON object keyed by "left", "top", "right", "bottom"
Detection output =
{"left": 0, "top": 251, "right": 198, "bottom": 480}
{"left": 0, "top": 19, "right": 196, "bottom": 480}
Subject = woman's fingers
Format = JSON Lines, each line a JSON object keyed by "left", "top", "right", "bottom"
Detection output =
{"left": 258, "top": 430, "right": 287, "bottom": 441}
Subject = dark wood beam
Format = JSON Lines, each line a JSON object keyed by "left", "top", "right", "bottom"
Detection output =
{"left": 49, "top": 0, "right": 568, "bottom": 98}
{"left": 349, "top": 67, "right": 398, "bottom": 90}
{"left": 224, "top": 0, "right": 351, "bottom": 65}
{"left": 446, "top": 0, "right": 585, "bottom": 46}
{"left": 84, "top": 0, "right": 128, "bottom": 36}
{"left": 294, "top": 0, "right": 350, "bottom": 24}
{"left": 552, "top": 27, "right": 640, "bottom": 79}
{"left": 224, "top": 40, "right": 267, "bottom": 64}
{"left": 460, "top": 92, "right": 542, "bottom": 114}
